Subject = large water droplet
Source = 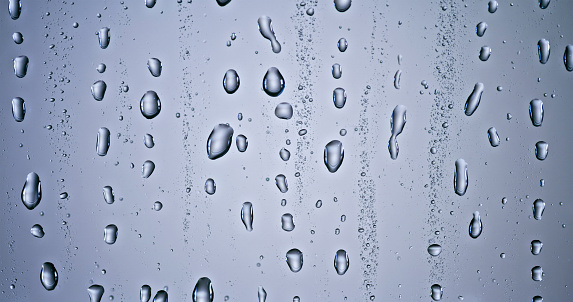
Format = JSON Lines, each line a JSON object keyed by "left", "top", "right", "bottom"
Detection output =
{"left": 258, "top": 16, "right": 281, "bottom": 53}
{"left": 13, "top": 55, "right": 28, "bottom": 78}
{"left": 142, "top": 160, "right": 155, "bottom": 178}
{"left": 488, "top": 0, "right": 498, "bottom": 13}
{"left": 223, "top": 69, "right": 240, "bottom": 94}
{"left": 275, "top": 102, "right": 293, "bottom": 119}
{"left": 241, "top": 202, "right": 254, "bottom": 232}
{"left": 454, "top": 159, "right": 468, "bottom": 196}
{"left": 147, "top": 58, "right": 162, "bottom": 77}
{"left": 531, "top": 266, "right": 543, "bottom": 281}
{"left": 22, "top": 172, "right": 41, "bottom": 210}
{"left": 465, "top": 83, "right": 484, "bottom": 116}
{"left": 338, "top": 38, "right": 348, "bottom": 52}
{"left": 88, "top": 285, "right": 105, "bottom": 302}
{"left": 205, "top": 178, "right": 216, "bottom": 195}
{"left": 393, "top": 70, "right": 402, "bottom": 89}
{"left": 324, "top": 140, "right": 344, "bottom": 173}
{"left": 236, "top": 134, "right": 248, "bottom": 152}
{"left": 91, "top": 80, "right": 107, "bottom": 101}
{"left": 281, "top": 213, "right": 295, "bottom": 231}
{"left": 40, "top": 262, "right": 58, "bottom": 291}
{"left": 192, "top": 277, "right": 214, "bottom": 302}
{"left": 263, "top": 67, "right": 285, "bottom": 97}
{"left": 258, "top": 286, "right": 267, "bottom": 302}
{"left": 334, "top": 0, "right": 351, "bottom": 12}
{"left": 145, "top": 0, "right": 157, "bottom": 8}
{"left": 333, "top": 88, "right": 346, "bottom": 109}
{"left": 280, "top": 148, "right": 291, "bottom": 161}
{"left": 539, "top": 0, "right": 550, "bottom": 9}
{"left": 104, "top": 224, "right": 118, "bottom": 244}
{"left": 31, "top": 224, "right": 45, "bottom": 238}
{"left": 8, "top": 0, "right": 21, "bottom": 20}
{"left": 12, "top": 32, "right": 23, "bottom": 44}
{"left": 469, "top": 211, "right": 482, "bottom": 239}
{"left": 334, "top": 249, "right": 349, "bottom": 275}
{"left": 332, "top": 63, "right": 342, "bottom": 79}
{"left": 476, "top": 22, "right": 487, "bottom": 37}
{"left": 487, "top": 127, "right": 500, "bottom": 147}
{"left": 275, "top": 174, "right": 288, "bottom": 193}
{"left": 564, "top": 45, "right": 573, "bottom": 71}
{"left": 207, "top": 124, "right": 234, "bottom": 160}
{"left": 140, "top": 285, "right": 151, "bottom": 302}
{"left": 98, "top": 27, "right": 110, "bottom": 49}
{"left": 427, "top": 244, "right": 442, "bottom": 256}
{"left": 535, "top": 141, "right": 548, "bottom": 160}
{"left": 11, "top": 97, "right": 25, "bottom": 122}
{"left": 533, "top": 199, "right": 545, "bottom": 220}
{"left": 140, "top": 91, "right": 161, "bottom": 119}
{"left": 531, "top": 240, "right": 543, "bottom": 255}
{"left": 153, "top": 290, "right": 168, "bottom": 302}
{"left": 430, "top": 284, "right": 443, "bottom": 301}
{"left": 479, "top": 46, "right": 491, "bottom": 61}
{"left": 286, "top": 248, "right": 303, "bottom": 272}
{"left": 388, "top": 105, "right": 407, "bottom": 160}
{"left": 144, "top": 133, "right": 155, "bottom": 148}
{"left": 96, "top": 127, "right": 110, "bottom": 156}
{"left": 529, "top": 99, "right": 544, "bottom": 127}
{"left": 538, "top": 39, "right": 550, "bottom": 64}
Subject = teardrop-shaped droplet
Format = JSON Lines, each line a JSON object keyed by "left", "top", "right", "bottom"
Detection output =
{"left": 338, "top": 38, "right": 348, "bottom": 52}
{"left": 207, "top": 124, "right": 234, "bottom": 160}
{"left": 529, "top": 99, "right": 544, "bottom": 127}
{"left": 147, "top": 58, "right": 162, "bottom": 77}
{"left": 454, "top": 159, "right": 468, "bottom": 196}
{"left": 488, "top": 0, "right": 498, "bottom": 13}
{"left": 153, "top": 290, "right": 168, "bottom": 302}
{"left": 263, "top": 67, "right": 285, "bottom": 97}
{"left": 144, "top": 133, "right": 155, "bottom": 148}
{"left": 13, "top": 55, "right": 28, "bottom": 78}
{"left": 96, "top": 127, "right": 110, "bottom": 156}
{"left": 334, "top": 0, "right": 351, "bottom": 12}
{"left": 533, "top": 199, "right": 545, "bottom": 220}
{"left": 275, "top": 102, "right": 293, "bottom": 119}
{"left": 104, "top": 224, "right": 118, "bottom": 244}
{"left": 393, "top": 70, "right": 402, "bottom": 89}
{"left": 531, "top": 240, "right": 543, "bottom": 255}
{"left": 103, "top": 186, "right": 114, "bottom": 204}
{"left": 98, "top": 27, "right": 110, "bottom": 49}
{"left": 281, "top": 213, "right": 295, "bottom": 231}
{"left": 223, "top": 69, "right": 240, "bottom": 94}
{"left": 469, "top": 211, "right": 482, "bottom": 239}
{"left": 332, "top": 63, "right": 342, "bottom": 79}
{"left": 531, "top": 266, "right": 543, "bottom": 281}
{"left": 142, "top": 160, "right": 155, "bottom": 178}
{"left": 430, "top": 284, "right": 443, "bottom": 301}
{"left": 465, "top": 82, "right": 484, "bottom": 116}
{"left": 145, "top": 0, "right": 157, "bottom": 8}
{"left": 479, "top": 46, "right": 491, "bottom": 61}
{"left": 539, "top": 0, "right": 550, "bottom": 9}
{"left": 476, "top": 22, "right": 487, "bottom": 37}
{"left": 91, "top": 80, "right": 107, "bottom": 101}
{"left": 286, "top": 248, "right": 303, "bottom": 272}
{"left": 388, "top": 105, "right": 407, "bottom": 160}
{"left": 275, "top": 174, "right": 288, "bottom": 193}
{"left": 140, "top": 91, "right": 161, "bottom": 119}
{"left": 258, "top": 16, "right": 281, "bottom": 53}
{"left": 258, "top": 286, "right": 267, "bottom": 302}
{"left": 427, "top": 244, "right": 442, "bottom": 256}
{"left": 279, "top": 148, "right": 291, "bottom": 161}
{"left": 236, "top": 134, "right": 248, "bottom": 152}
{"left": 13, "top": 32, "right": 23, "bottom": 44}
{"left": 535, "top": 141, "right": 548, "bottom": 160}
{"left": 40, "top": 262, "right": 58, "bottom": 291}
{"left": 11, "top": 97, "right": 25, "bottom": 122}
{"left": 192, "top": 277, "right": 214, "bottom": 302}
{"left": 334, "top": 249, "right": 349, "bottom": 275}
{"left": 31, "top": 224, "right": 45, "bottom": 238}
{"left": 22, "top": 172, "right": 41, "bottom": 210}
{"left": 324, "top": 140, "right": 344, "bottom": 173}
{"left": 333, "top": 88, "right": 346, "bottom": 109}
{"left": 487, "top": 127, "right": 500, "bottom": 147}
{"left": 564, "top": 45, "right": 573, "bottom": 71}
{"left": 88, "top": 285, "right": 105, "bottom": 302}
{"left": 140, "top": 285, "right": 151, "bottom": 302}
{"left": 97, "top": 63, "right": 106, "bottom": 73}
{"left": 205, "top": 178, "right": 216, "bottom": 195}
{"left": 538, "top": 39, "right": 550, "bottom": 64}
{"left": 241, "top": 202, "right": 254, "bottom": 232}
{"left": 8, "top": 0, "right": 21, "bottom": 20}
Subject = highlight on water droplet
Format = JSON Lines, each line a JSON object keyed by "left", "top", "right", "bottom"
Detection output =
{"left": 40, "top": 262, "right": 58, "bottom": 291}
{"left": 281, "top": 213, "right": 295, "bottom": 231}
{"left": 223, "top": 69, "right": 240, "bottom": 94}
{"left": 91, "top": 80, "right": 107, "bottom": 101}
{"left": 393, "top": 70, "right": 402, "bottom": 89}
{"left": 144, "top": 133, "right": 155, "bottom": 148}
{"left": 529, "top": 99, "right": 544, "bottom": 127}
{"left": 538, "top": 39, "right": 550, "bottom": 64}
{"left": 31, "top": 224, "right": 45, "bottom": 238}
{"left": 531, "top": 240, "right": 543, "bottom": 255}
{"left": 286, "top": 248, "right": 303, "bottom": 272}
{"left": 334, "top": 249, "right": 349, "bottom": 275}
{"left": 207, "top": 124, "right": 234, "bottom": 160}
{"left": 11, "top": 97, "right": 25, "bottom": 122}
{"left": 263, "top": 67, "right": 285, "bottom": 97}
{"left": 488, "top": 0, "right": 498, "bottom": 13}
{"left": 96, "top": 127, "right": 110, "bottom": 156}
{"left": 103, "top": 186, "right": 114, "bottom": 204}
{"left": 88, "top": 284, "right": 105, "bottom": 302}
{"left": 258, "top": 16, "right": 281, "bottom": 53}
{"left": 334, "top": 0, "right": 351, "bottom": 12}
{"left": 338, "top": 38, "right": 348, "bottom": 52}
{"left": 104, "top": 224, "right": 118, "bottom": 244}
{"left": 535, "top": 141, "right": 548, "bottom": 160}
{"left": 140, "top": 285, "right": 151, "bottom": 302}
{"left": 333, "top": 88, "right": 346, "bottom": 109}
{"left": 98, "top": 27, "right": 111, "bottom": 49}
{"left": 140, "top": 91, "right": 161, "bottom": 119}
{"left": 205, "top": 178, "right": 216, "bottom": 195}
{"left": 531, "top": 266, "right": 543, "bottom": 281}
{"left": 479, "top": 46, "right": 491, "bottom": 61}
{"left": 236, "top": 134, "right": 248, "bottom": 152}
{"left": 476, "top": 22, "right": 487, "bottom": 37}
{"left": 564, "top": 45, "right": 573, "bottom": 71}
{"left": 142, "top": 160, "right": 155, "bottom": 178}
{"left": 332, "top": 63, "right": 342, "bottom": 79}
{"left": 469, "top": 211, "right": 482, "bottom": 239}
{"left": 241, "top": 202, "right": 254, "bottom": 231}
{"left": 279, "top": 148, "right": 291, "bottom": 161}
{"left": 533, "top": 199, "right": 545, "bottom": 220}
{"left": 192, "top": 277, "right": 214, "bottom": 302}
{"left": 465, "top": 83, "right": 484, "bottom": 116}
{"left": 147, "top": 58, "right": 162, "bottom": 77}
{"left": 388, "top": 105, "right": 407, "bottom": 160}
{"left": 487, "top": 127, "right": 500, "bottom": 147}
{"left": 275, "top": 174, "right": 288, "bottom": 193}
{"left": 454, "top": 159, "right": 468, "bottom": 196}
{"left": 9, "top": 0, "right": 21, "bottom": 20}
{"left": 427, "top": 244, "right": 442, "bottom": 256}
{"left": 275, "top": 102, "right": 293, "bottom": 119}
{"left": 539, "top": 0, "right": 550, "bottom": 9}
{"left": 258, "top": 286, "right": 267, "bottom": 302}
{"left": 324, "top": 140, "right": 344, "bottom": 172}
{"left": 13, "top": 55, "right": 28, "bottom": 78}
{"left": 12, "top": 32, "right": 23, "bottom": 44}
{"left": 22, "top": 172, "right": 41, "bottom": 210}
{"left": 430, "top": 284, "right": 443, "bottom": 301}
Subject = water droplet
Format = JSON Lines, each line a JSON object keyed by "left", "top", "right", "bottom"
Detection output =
{"left": 12, "top": 32, "right": 23, "bottom": 44}
{"left": 564, "top": 45, "right": 573, "bottom": 71}
{"left": 216, "top": 0, "right": 232, "bottom": 6}
{"left": 257, "top": 16, "right": 281, "bottom": 53}
{"left": 332, "top": 63, "right": 342, "bottom": 79}
{"left": 205, "top": 178, "right": 216, "bottom": 195}
{"left": 334, "top": 0, "right": 351, "bottom": 12}
{"left": 97, "top": 63, "right": 106, "bottom": 73}
{"left": 393, "top": 70, "right": 402, "bottom": 89}
{"left": 454, "top": 159, "right": 468, "bottom": 196}
{"left": 476, "top": 22, "right": 487, "bottom": 37}
{"left": 22, "top": 172, "right": 41, "bottom": 210}
{"left": 223, "top": 69, "right": 240, "bottom": 94}
{"left": 535, "top": 141, "right": 548, "bottom": 160}
{"left": 145, "top": 0, "right": 157, "bottom": 8}
{"left": 144, "top": 133, "right": 155, "bottom": 148}
{"left": 104, "top": 224, "right": 118, "bottom": 244}
{"left": 533, "top": 199, "right": 545, "bottom": 220}
{"left": 333, "top": 88, "right": 347, "bottom": 109}
{"left": 8, "top": 0, "right": 21, "bottom": 20}
{"left": 139, "top": 285, "right": 151, "bottom": 302}
{"left": 293, "top": 297, "right": 300, "bottom": 302}
{"left": 263, "top": 67, "right": 285, "bottom": 97}
{"left": 538, "top": 39, "right": 550, "bottom": 64}
{"left": 488, "top": 0, "right": 498, "bottom": 13}
{"left": 529, "top": 99, "right": 544, "bottom": 127}
{"left": 91, "top": 80, "right": 107, "bottom": 101}
{"left": 275, "top": 102, "right": 293, "bottom": 119}
{"left": 236, "top": 134, "right": 248, "bottom": 152}
{"left": 88, "top": 285, "right": 105, "bottom": 302}
{"left": 465, "top": 83, "right": 484, "bottom": 116}
{"left": 388, "top": 105, "right": 407, "bottom": 160}
{"left": 13, "top": 55, "right": 28, "bottom": 78}
{"left": 241, "top": 202, "right": 254, "bottom": 232}
{"left": 258, "top": 286, "right": 267, "bottom": 302}
{"left": 142, "top": 160, "right": 155, "bottom": 178}
{"left": 430, "top": 284, "right": 443, "bottom": 301}
{"left": 334, "top": 249, "right": 349, "bottom": 275}
{"left": 533, "top": 296, "right": 543, "bottom": 302}
{"left": 11, "top": 97, "right": 25, "bottom": 122}
{"left": 479, "top": 46, "right": 491, "bottom": 61}
{"left": 140, "top": 91, "right": 161, "bottom": 119}
{"left": 96, "top": 127, "right": 111, "bottom": 156}
{"left": 153, "top": 290, "right": 168, "bottom": 302}
{"left": 324, "top": 140, "right": 344, "bottom": 172}
{"left": 102, "top": 186, "right": 114, "bottom": 204}
{"left": 31, "top": 224, "right": 45, "bottom": 238}
{"left": 531, "top": 240, "right": 543, "bottom": 255}
{"left": 427, "top": 244, "right": 442, "bottom": 256}
{"left": 207, "top": 124, "right": 234, "bottom": 160}
{"left": 531, "top": 266, "right": 543, "bottom": 281}
{"left": 469, "top": 211, "right": 482, "bottom": 239}
{"left": 279, "top": 148, "right": 291, "bottom": 161}
{"left": 338, "top": 38, "right": 348, "bottom": 52}
{"left": 147, "top": 58, "right": 162, "bottom": 77}
{"left": 306, "top": 8, "right": 314, "bottom": 16}
{"left": 40, "top": 262, "right": 58, "bottom": 291}
{"left": 98, "top": 27, "right": 111, "bottom": 49}
{"left": 286, "top": 248, "right": 303, "bottom": 272}
{"left": 539, "top": 0, "right": 550, "bottom": 9}
{"left": 487, "top": 127, "right": 500, "bottom": 147}
{"left": 281, "top": 213, "right": 295, "bottom": 231}
{"left": 275, "top": 174, "right": 288, "bottom": 193}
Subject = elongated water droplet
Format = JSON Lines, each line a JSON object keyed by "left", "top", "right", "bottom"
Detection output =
{"left": 533, "top": 199, "right": 545, "bottom": 220}
{"left": 207, "top": 124, "right": 234, "bottom": 160}
{"left": 236, "top": 134, "right": 248, "bottom": 152}
{"left": 479, "top": 46, "right": 491, "bottom": 61}
{"left": 487, "top": 127, "right": 500, "bottom": 147}
{"left": 205, "top": 178, "right": 216, "bottom": 195}
{"left": 145, "top": 0, "right": 156, "bottom": 8}
{"left": 142, "top": 160, "right": 155, "bottom": 178}
{"left": 275, "top": 174, "right": 288, "bottom": 193}
{"left": 216, "top": 0, "right": 231, "bottom": 6}
{"left": 286, "top": 248, "right": 303, "bottom": 272}
{"left": 393, "top": 70, "right": 402, "bottom": 89}
{"left": 31, "top": 224, "right": 44, "bottom": 238}
{"left": 564, "top": 45, "right": 573, "bottom": 71}
{"left": 104, "top": 224, "right": 118, "bottom": 244}
{"left": 8, "top": 0, "right": 21, "bottom": 20}
{"left": 223, "top": 69, "right": 240, "bottom": 94}
{"left": 324, "top": 140, "right": 344, "bottom": 173}
{"left": 103, "top": 186, "right": 114, "bottom": 204}
{"left": 280, "top": 148, "right": 291, "bottom": 161}
{"left": 140, "top": 91, "right": 161, "bottom": 119}
{"left": 91, "top": 80, "right": 107, "bottom": 101}
{"left": 98, "top": 27, "right": 110, "bottom": 49}
{"left": 529, "top": 99, "right": 544, "bottom": 127}
{"left": 275, "top": 102, "right": 293, "bottom": 119}
{"left": 153, "top": 290, "right": 168, "bottom": 302}
{"left": 531, "top": 240, "right": 543, "bottom": 255}
{"left": 476, "top": 22, "right": 487, "bottom": 37}
{"left": 22, "top": 172, "right": 41, "bottom": 210}
{"left": 40, "top": 262, "right": 58, "bottom": 291}
{"left": 388, "top": 105, "right": 407, "bottom": 160}
{"left": 140, "top": 285, "right": 151, "bottom": 302}
{"left": 334, "top": 0, "right": 351, "bottom": 12}
{"left": 538, "top": 39, "right": 550, "bottom": 64}
{"left": 333, "top": 88, "right": 347, "bottom": 109}
{"left": 539, "top": 0, "right": 550, "bottom": 9}
{"left": 96, "top": 127, "right": 110, "bottom": 156}
{"left": 334, "top": 249, "right": 349, "bottom": 275}
{"left": 193, "top": 277, "right": 214, "bottom": 302}
{"left": 13, "top": 32, "right": 23, "bottom": 44}
{"left": 454, "top": 159, "right": 468, "bottom": 196}
{"left": 488, "top": 0, "right": 498, "bottom": 13}
{"left": 88, "top": 285, "right": 105, "bottom": 302}
{"left": 281, "top": 213, "right": 295, "bottom": 231}
{"left": 147, "top": 58, "right": 162, "bottom": 77}
{"left": 332, "top": 63, "right": 342, "bottom": 79}
{"left": 263, "top": 67, "right": 285, "bottom": 97}
{"left": 241, "top": 202, "right": 254, "bottom": 231}
{"left": 532, "top": 266, "right": 543, "bottom": 281}
{"left": 258, "top": 286, "right": 267, "bottom": 302}
{"left": 144, "top": 133, "right": 155, "bottom": 148}
{"left": 338, "top": 38, "right": 348, "bottom": 52}
{"left": 465, "top": 83, "right": 484, "bottom": 116}
{"left": 427, "top": 244, "right": 442, "bottom": 256}
{"left": 258, "top": 16, "right": 281, "bottom": 53}
{"left": 11, "top": 97, "right": 25, "bottom": 122}
{"left": 535, "top": 141, "right": 548, "bottom": 160}
{"left": 469, "top": 211, "right": 482, "bottom": 239}
{"left": 13, "top": 55, "right": 28, "bottom": 78}
{"left": 430, "top": 284, "right": 443, "bottom": 301}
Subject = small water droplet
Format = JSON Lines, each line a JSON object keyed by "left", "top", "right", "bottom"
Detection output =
{"left": 12, "top": 32, "right": 23, "bottom": 44}
{"left": 102, "top": 186, "right": 114, "bottom": 204}
{"left": 263, "top": 67, "right": 285, "bottom": 96}
{"left": 98, "top": 27, "right": 111, "bottom": 49}
{"left": 334, "top": 0, "right": 351, "bottom": 12}
{"left": 332, "top": 63, "right": 342, "bottom": 79}
{"left": 223, "top": 69, "right": 240, "bottom": 94}
{"left": 13, "top": 55, "right": 28, "bottom": 78}
{"left": 281, "top": 213, "right": 295, "bottom": 231}
{"left": 279, "top": 148, "right": 291, "bottom": 161}
{"left": 236, "top": 134, "right": 248, "bottom": 152}
{"left": 31, "top": 224, "right": 45, "bottom": 238}
{"left": 465, "top": 83, "right": 484, "bottom": 116}
{"left": 143, "top": 133, "right": 155, "bottom": 148}
{"left": 104, "top": 224, "right": 118, "bottom": 244}
{"left": 306, "top": 8, "right": 314, "bottom": 16}
{"left": 388, "top": 105, "right": 407, "bottom": 160}
{"left": 147, "top": 58, "right": 162, "bottom": 77}
{"left": 22, "top": 172, "right": 41, "bottom": 210}
{"left": 142, "top": 160, "right": 155, "bottom": 178}
{"left": 324, "top": 140, "right": 344, "bottom": 172}
{"left": 193, "top": 277, "right": 214, "bottom": 302}
{"left": 11, "top": 97, "right": 25, "bottom": 122}
{"left": 454, "top": 159, "right": 468, "bottom": 196}
{"left": 275, "top": 174, "right": 288, "bottom": 193}
{"left": 275, "top": 102, "right": 293, "bottom": 119}
{"left": 96, "top": 127, "right": 111, "bottom": 156}
{"left": 430, "top": 284, "right": 443, "bottom": 301}
{"left": 333, "top": 88, "right": 347, "bottom": 109}
{"left": 88, "top": 285, "right": 105, "bottom": 302}
{"left": 207, "top": 124, "right": 234, "bottom": 160}
{"left": 479, "top": 46, "right": 491, "bottom": 61}
{"left": 488, "top": 0, "right": 498, "bottom": 13}
{"left": 531, "top": 266, "right": 543, "bottom": 281}
{"left": 393, "top": 70, "right": 402, "bottom": 89}
{"left": 286, "top": 248, "right": 303, "bottom": 272}
{"left": 205, "top": 178, "right": 216, "bottom": 195}
{"left": 538, "top": 39, "right": 550, "bottom": 64}
{"left": 427, "top": 244, "right": 442, "bottom": 256}
{"left": 97, "top": 63, "right": 106, "bottom": 73}
{"left": 469, "top": 211, "right": 482, "bottom": 239}
{"left": 334, "top": 249, "right": 349, "bottom": 275}
{"left": 533, "top": 199, "right": 545, "bottom": 220}
{"left": 258, "top": 286, "right": 267, "bottom": 302}
{"left": 40, "top": 262, "right": 58, "bottom": 291}
{"left": 8, "top": 0, "right": 21, "bottom": 20}
{"left": 258, "top": 16, "right": 281, "bottom": 53}
{"left": 476, "top": 22, "right": 487, "bottom": 37}
{"left": 531, "top": 240, "right": 543, "bottom": 255}
{"left": 241, "top": 202, "right": 254, "bottom": 231}
{"left": 535, "top": 141, "right": 548, "bottom": 160}
{"left": 91, "top": 80, "right": 107, "bottom": 101}
{"left": 564, "top": 45, "right": 573, "bottom": 71}
{"left": 338, "top": 38, "right": 348, "bottom": 52}
{"left": 487, "top": 127, "right": 500, "bottom": 147}
{"left": 140, "top": 91, "right": 161, "bottom": 119}
{"left": 529, "top": 99, "right": 544, "bottom": 127}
